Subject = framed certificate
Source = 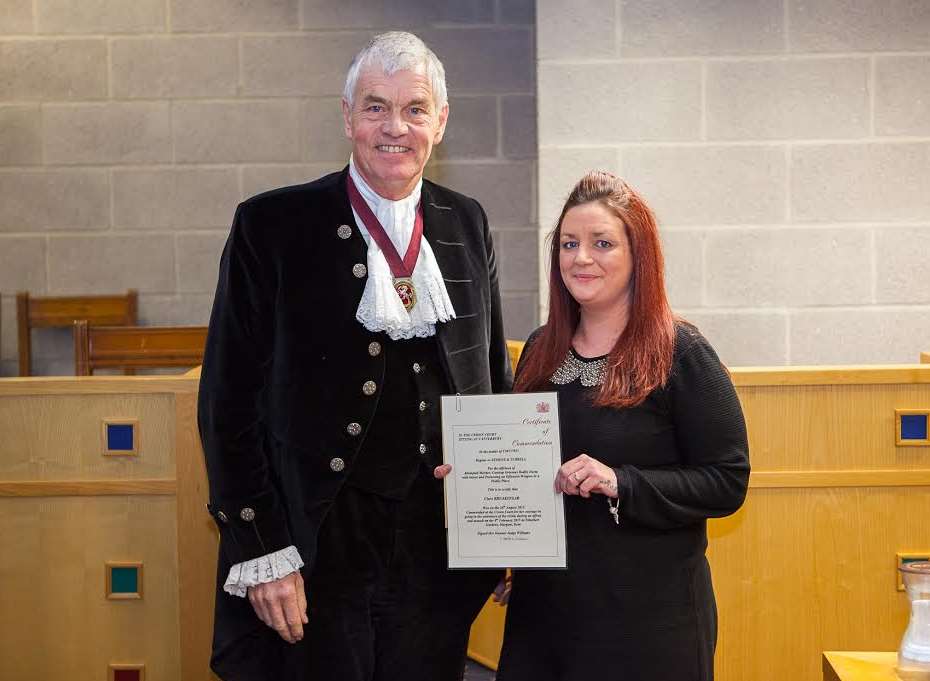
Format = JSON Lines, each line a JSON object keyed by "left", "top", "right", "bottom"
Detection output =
{"left": 440, "top": 392, "right": 567, "bottom": 569}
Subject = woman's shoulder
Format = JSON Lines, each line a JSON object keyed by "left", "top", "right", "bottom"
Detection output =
{"left": 673, "top": 319, "right": 711, "bottom": 356}
{"left": 524, "top": 325, "right": 546, "bottom": 348}
{"left": 670, "top": 319, "right": 726, "bottom": 376}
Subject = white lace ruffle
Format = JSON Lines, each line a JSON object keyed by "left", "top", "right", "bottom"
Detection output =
{"left": 355, "top": 237, "right": 456, "bottom": 339}
{"left": 348, "top": 159, "right": 456, "bottom": 340}
{"left": 223, "top": 545, "right": 304, "bottom": 598}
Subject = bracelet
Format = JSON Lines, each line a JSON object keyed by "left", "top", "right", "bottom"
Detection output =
{"left": 607, "top": 497, "right": 620, "bottom": 525}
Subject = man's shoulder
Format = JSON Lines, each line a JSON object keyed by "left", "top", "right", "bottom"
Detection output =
{"left": 239, "top": 169, "right": 345, "bottom": 216}
{"left": 423, "top": 177, "right": 483, "bottom": 216}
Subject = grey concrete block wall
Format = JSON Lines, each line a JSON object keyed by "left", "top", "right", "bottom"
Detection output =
{"left": 538, "top": 0, "right": 930, "bottom": 365}
{"left": 0, "top": 0, "right": 538, "bottom": 375}
{"left": 36, "top": 0, "right": 166, "bottom": 34}
{"left": 0, "top": 106, "right": 42, "bottom": 164}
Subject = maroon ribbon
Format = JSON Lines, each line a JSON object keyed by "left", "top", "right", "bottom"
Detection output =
{"left": 346, "top": 174, "right": 423, "bottom": 278}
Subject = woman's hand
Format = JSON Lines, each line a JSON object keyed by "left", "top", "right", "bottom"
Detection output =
{"left": 556, "top": 453, "right": 619, "bottom": 499}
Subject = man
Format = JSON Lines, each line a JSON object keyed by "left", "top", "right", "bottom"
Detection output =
{"left": 198, "top": 31, "right": 512, "bottom": 681}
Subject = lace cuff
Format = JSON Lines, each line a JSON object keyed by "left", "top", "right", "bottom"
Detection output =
{"left": 223, "top": 545, "right": 305, "bottom": 598}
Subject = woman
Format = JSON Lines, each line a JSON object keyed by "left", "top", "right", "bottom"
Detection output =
{"left": 496, "top": 171, "right": 750, "bottom": 681}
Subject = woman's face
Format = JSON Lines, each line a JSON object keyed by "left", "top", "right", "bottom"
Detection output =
{"left": 558, "top": 201, "right": 633, "bottom": 313}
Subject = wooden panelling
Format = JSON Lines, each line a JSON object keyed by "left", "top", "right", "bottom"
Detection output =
{"left": 732, "top": 365, "right": 930, "bottom": 386}
{"left": 175, "top": 390, "right": 219, "bottom": 681}
{"left": 0, "top": 496, "right": 180, "bottom": 680}
{"left": 0, "top": 393, "right": 175, "bottom": 480}
{"left": 737, "top": 383, "right": 930, "bottom": 471}
{"left": 0, "top": 479, "right": 176, "bottom": 496}
{"left": 709, "top": 487, "right": 929, "bottom": 681}
{"left": 750, "top": 469, "right": 930, "bottom": 488}
{"left": 2, "top": 366, "right": 929, "bottom": 681}
{"left": 0, "top": 376, "right": 201, "bottom": 396}
{"left": 0, "top": 376, "right": 200, "bottom": 681}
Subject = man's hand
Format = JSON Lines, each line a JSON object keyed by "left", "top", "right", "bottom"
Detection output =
{"left": 247, "top": 571, "right": 308, "bottom": 644}
{"left": 433, "top": 463, "right": 452, "bottom": 479}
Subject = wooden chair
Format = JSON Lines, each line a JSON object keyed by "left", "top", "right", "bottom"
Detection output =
{"left": 17, "top": 290, "right": 138, "bottom": 376}
{"left": 73, "top": 321, "right": 208, "bottom": 376}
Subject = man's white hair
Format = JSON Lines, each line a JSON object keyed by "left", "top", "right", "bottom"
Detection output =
{"left": 344, "top": 31, "right": 448, "bottom": 110}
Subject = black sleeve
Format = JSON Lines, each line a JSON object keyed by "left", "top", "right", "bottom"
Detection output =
{"left": 477, "top": 199, "right": 514, "bottom": 394}
{"left": 197, "top": 203, "right": 294, "bottom": 563}
{"left": 616, "top": 337, "right": 750, "bottom": 529}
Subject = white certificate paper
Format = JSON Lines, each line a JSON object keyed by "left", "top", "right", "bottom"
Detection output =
{"left": 441, "top": 392, "right": 566, "bottom": 569}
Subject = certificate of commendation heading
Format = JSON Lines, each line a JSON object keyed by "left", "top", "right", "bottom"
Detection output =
{"left": 440, "top": 392, "right": 566, "bottom": 569}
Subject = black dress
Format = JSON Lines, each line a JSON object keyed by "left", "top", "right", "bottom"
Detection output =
{"left": 496, "top": 323, "right": 750, "bottom": 681}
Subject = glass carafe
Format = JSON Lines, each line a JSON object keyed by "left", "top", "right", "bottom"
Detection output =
{"left": 898, "top": 561, "right": 930, "bottom": 681}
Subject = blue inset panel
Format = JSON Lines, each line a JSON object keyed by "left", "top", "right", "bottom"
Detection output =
{"left": 901, "top": 414, "right": 929, "bottom": 441}
{"left": 110, "top": 566, "right": 139, "bottom": 594}
{"left": 107, "top": 423, "right": 134, "bottom": 451}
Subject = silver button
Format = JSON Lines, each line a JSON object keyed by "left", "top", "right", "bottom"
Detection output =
{"left": 368, "top": 341, "right": 381, "bottom": 357}
{"left": 419, "top": 401, "right": 427, "bottom": 412}
{"left": 353, "top": 263, "right": 367, "bottom": 278}
{"left": 239, "top": 507, "right": 255, "bottom": 522}
{"left": 347, "top": 422, "right": 361, "bottom": 437}
{"left": 419, "top": 443, "right": 428, "bottom": 455}
{"left": 412, "top": 362, "right": 422, "bottom": 374}
{"left": 217, "top": 511, "right": 229, "bottom": 523}
{"left": 337, "top": 224, "right": 352, "bottom": 239}
{"left": 362, "top": 380, "right": 377, "bottom": 396}
{"left": 329, "top": 457, "right": 345, "bottom": 472}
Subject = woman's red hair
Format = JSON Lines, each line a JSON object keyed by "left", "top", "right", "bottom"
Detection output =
{"left": 514, "top": 171, "right": 676, "bottom": 408}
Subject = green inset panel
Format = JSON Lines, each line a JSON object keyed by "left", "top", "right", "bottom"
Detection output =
{"left": 106, "top": 562, "right": 143, "bottom": 599}
{"left": 110, "top": 566, "right": 138, "bottom": 594}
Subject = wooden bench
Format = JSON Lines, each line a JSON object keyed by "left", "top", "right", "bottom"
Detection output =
{"left": 73, "top": 321, "right": 207, "bottom": 375}
{"left": 17, "top": 290, "right": 137, "bottom": 376}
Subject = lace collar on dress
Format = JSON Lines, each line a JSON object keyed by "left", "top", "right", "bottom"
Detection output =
{"left": 550, "top": 348, "right": 608, "bottom": 387}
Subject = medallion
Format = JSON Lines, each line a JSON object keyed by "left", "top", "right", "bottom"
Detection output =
{"left": 394, "top": 277, "right": 417, "bottom": 311}
{"left": 347, "top": 175, "right": 424, "bottom": 314}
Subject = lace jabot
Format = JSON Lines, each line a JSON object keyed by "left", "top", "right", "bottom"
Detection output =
{"left": 348, "top": 159, "right": 456, "bottom": 340}
{"left": 550, "top": 348, "right": 608, "bottom": 387}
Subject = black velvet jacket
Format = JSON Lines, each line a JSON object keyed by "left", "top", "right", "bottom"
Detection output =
{"left": 197, "top": 168, "right": 512, "bottom": 665}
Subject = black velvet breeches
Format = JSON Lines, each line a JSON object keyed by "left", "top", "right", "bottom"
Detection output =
{"left": 303, "top": 473, "right": 498, "bottom": 681}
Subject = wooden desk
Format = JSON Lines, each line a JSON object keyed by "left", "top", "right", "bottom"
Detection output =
{"left": 823, "top": 652, "right": 898, "bottom": 681}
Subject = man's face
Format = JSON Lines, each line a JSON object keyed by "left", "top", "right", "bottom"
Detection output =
{"left": 342, "top": 66, "right": 449, "bottom": 200}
